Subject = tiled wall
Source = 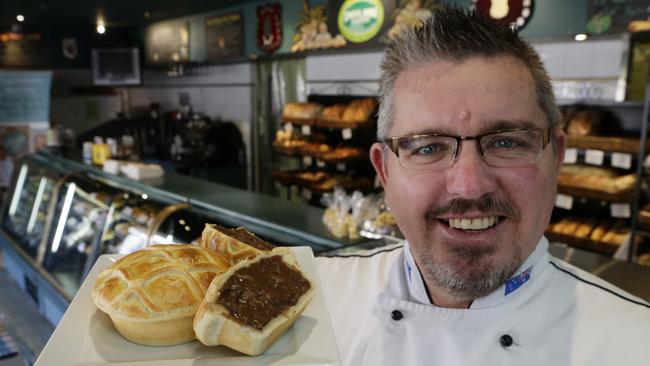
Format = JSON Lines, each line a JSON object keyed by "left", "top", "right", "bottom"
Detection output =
{"left": 127, "top": 63, "right": 255, "bottom": 122}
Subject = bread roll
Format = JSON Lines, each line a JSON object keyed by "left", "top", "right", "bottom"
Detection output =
{"left": 282, "top": 102, "right": 323, "bottom": 120}
{"left": 575, "top": 219, "right": 596, "bottom": 238}
{"left": 193, "top": 247, "right": 315, "bottom": 356}
{"left": 321, "top": 104, "right": 347, "bottom": 121}
{"left": 590, "top": 219, "right": 615, "bottom": 241}
{"left": 92, "top": 244, "right": 229, "bottom": 346}
{"left": 200, "top": 224, "right": 274, "bottom": 265}
{"left": 566, "top": 110, "right": 601, "bottom": 136}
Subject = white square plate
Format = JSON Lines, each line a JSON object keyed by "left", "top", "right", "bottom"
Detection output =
{"left": 35, "top": 246, "right": 340, "bottom": 365}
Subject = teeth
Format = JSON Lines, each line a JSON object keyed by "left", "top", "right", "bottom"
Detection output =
{"left": 447, "top": 216, "right": 499, "bottom": 230}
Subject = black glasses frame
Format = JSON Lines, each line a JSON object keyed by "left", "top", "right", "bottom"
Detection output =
{"left": 381, "top": 127, "right": 553, "bottom": 162}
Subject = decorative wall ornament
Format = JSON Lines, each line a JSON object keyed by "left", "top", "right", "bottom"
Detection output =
{"left": 470, "top": 0, "right": 534, "bottom": 31}
{"left": 386, "top": 0, "right": 441, "bottom": 40}
{"left": 337, "top": 0, "right": 385, "bottom": 43}
{"left": 256, "top": 3, "right": 283, "bottom": 53}
{"left": 291, "top": 1, "right": 346, "bottom": 53}
{"left": 62, "top": 38, "right": 78, "bottom": 60}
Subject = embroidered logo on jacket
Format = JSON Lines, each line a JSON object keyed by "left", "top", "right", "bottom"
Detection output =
{"left": 504, "top": 266, "right": 532, "bottom": 296}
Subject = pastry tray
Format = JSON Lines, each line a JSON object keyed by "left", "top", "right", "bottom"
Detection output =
{"left": 35, "top": 246, "right": 341, "bottom": 366}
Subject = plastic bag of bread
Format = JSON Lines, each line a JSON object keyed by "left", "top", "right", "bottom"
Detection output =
{"left": 92, "top": 244, "right": 230, "bottom": 346}
{"left": 193, "top": 247, "right": 315, "bottom": 356}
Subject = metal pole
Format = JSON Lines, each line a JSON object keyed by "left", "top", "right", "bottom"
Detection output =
{"left": 628, "top": 83, "right": 650, "bottom": 262}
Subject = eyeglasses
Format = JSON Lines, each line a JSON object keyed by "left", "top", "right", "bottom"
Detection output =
{"left": 381, "top": 127, "right": 553, "bottom": 171}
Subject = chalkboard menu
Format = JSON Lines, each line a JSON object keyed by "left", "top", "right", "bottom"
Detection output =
{"left": 0, "top": 31, "right": 47, "bottom": 67}
{"left": 145, "top": 20, "right": 190, "bottom": 65}
{"left": 205, "top": 12, "right": 244, "bottom": 60}
{"left": 587, "top": 0, "right": 650, "bottom": 35}
{"left": 0, "top": 71, "right": 51, "bottom": 123}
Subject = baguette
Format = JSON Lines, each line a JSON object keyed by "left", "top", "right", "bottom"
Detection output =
{"left": 193, "top": 247, "right": 315, "bottom": 356}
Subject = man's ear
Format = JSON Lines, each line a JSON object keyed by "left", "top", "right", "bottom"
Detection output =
{"left": 553, "top": 129, "right": 566, "bottom": 174}
{"left": 370, "top": 142, "right": 389, "bottom": 188}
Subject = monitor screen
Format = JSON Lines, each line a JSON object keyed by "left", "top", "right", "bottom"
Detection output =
{"left": 91, "top": 48, "right": 141, "bottom": 86}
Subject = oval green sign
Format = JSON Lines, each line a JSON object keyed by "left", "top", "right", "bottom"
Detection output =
{"left": 338, "top": 0, "right": 385, "bottom": 43}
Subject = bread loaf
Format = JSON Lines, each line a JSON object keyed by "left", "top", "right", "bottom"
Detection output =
{"left": 282, "top": 102, "right": 323, "bottom": 120}
{"left": 193, "top": 247, "right": 315, "bottom": 356}
{"left": 92, "top": 244, "right": 229, "bottom": 346}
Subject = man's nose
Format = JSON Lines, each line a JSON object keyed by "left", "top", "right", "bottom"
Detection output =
{"left": 445, "top": 142, "right": 498, "bottom": 199}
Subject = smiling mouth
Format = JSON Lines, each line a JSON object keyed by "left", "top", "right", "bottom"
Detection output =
{"left": 440, "top": 216, "right": 502, "bottom": 231}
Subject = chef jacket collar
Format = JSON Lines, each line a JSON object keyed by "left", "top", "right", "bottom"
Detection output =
{"left": 403, "top": 236, "right": 550, "bottom": 309}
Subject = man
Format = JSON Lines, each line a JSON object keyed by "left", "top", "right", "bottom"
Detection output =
{"left": 316, "top": 7, "right": 650, "bottom": 366}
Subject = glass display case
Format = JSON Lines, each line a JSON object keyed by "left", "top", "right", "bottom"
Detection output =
{"left": 151, "top": 206, "right": 225, "bottom": 246}
{"left": 0, "top": 153, "right": 361, "bottom": 325}
{"left": 2, "top": 159, "right": 63, "bottom": 259}
{"left": 40, "top": 173, "right": 122, "bottom": 299}
{"left": 94, "top": 191, "right": 170, "bottom": 256}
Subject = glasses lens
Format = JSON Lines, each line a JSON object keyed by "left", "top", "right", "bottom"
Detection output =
{"left": 397, "top": 135, "right": 456, "bottom": 169}
{"left": 480, "top": 129, "right": 544, "bottom": 167}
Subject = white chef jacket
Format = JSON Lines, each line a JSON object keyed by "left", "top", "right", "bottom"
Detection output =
{"left": 315, "top": 237, "right": 650, "bottom": 365}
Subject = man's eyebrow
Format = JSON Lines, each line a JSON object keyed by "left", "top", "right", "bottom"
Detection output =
{"left": 400, "top": 128, "right": 455, "bottom": 136}
{"left": 394, "top": 120, "right": 540, "bottom": 138}
{"left": 482, "top": 120, "right": 539, "bottom": 132}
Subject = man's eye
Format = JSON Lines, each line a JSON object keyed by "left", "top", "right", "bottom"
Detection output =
{"left": 412, "top": 144, "right": 446, "bottom": 155}
{"left": 493, "top": 138, "right": 518, "bottom": 148}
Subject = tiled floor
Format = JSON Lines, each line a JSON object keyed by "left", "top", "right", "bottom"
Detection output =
{"left": 0, "top": 250, "right": 54, "bottom": 366}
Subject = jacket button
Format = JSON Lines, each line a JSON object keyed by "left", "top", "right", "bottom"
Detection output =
{"left": 500, "top": 334, "right": 513, "bottom": 347}
{"left": 391, "top": 310, "right": 403, "bottom": 321}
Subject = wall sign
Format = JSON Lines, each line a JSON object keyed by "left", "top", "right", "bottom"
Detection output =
{"left": 145, "top": 19, "right": 189, "bottom": 64}
{"left": 338, "top": 0, "right": 385, "bottom": 43}
{"left": 0, "top": 71, "right": 51, "bottom": 123}
{"left": 0, "top": 30, "right": 47, "bottom": 67}
{"left": 205, "top": 12, "right": 244, "bottom": 60}
{"left": 470, "top": 0, "right": 534, "bottom": 31}
{"left": 257, "top": 3, "right": 283, "bottom": 54}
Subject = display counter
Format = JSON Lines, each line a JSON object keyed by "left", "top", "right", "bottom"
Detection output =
{"left": 0, "top": 153, "right": 376, "bottom": 325}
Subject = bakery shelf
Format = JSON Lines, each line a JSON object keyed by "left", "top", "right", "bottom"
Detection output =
{"left": 546, "top": 231, "right": 620, "bottom": 256}
{"left": 272, "top": 169, "right": 374, "bottom": 194}
{"left": 272, "top": 143, "right": 304, "bottom": 156}
{"left": 638, "top": 213, "right": 650, "bottom": 232}
{"left": 566, "top": 135, "right": 650, "bottom": 154}
{"left": 282, "top": 116, "right": 317, "bottom": 126}
{"left": 317, "top": 118, "right": 374, "bottom": 130}
{"left": 557, "top": 184, "right": 634, "bottom": 202}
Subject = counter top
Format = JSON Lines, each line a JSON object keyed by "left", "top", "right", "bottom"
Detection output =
{"left": 31, "top": 153, "right": 371, "bottom": 252}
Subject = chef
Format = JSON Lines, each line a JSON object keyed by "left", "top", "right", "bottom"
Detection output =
{"left": 316, "top": 7, "right": 650, "bottom": 366}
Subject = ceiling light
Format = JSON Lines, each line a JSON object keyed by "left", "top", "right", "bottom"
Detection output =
{"left": 97, "top": 24, "right": 105, "bottom": 34}
{"left": 574, "top": 33, "right": 588, "bottom": 41}
{"left": 16, "top": 15, "right": 24, "bottom": 22}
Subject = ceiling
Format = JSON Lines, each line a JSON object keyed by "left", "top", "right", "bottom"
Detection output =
{"left": 0, "top": 0, "right": 256, "bottom": 29}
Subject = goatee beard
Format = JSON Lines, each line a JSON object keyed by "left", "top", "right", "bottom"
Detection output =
{"left": 419, "top": 243, "right": 522, "bottom": 302}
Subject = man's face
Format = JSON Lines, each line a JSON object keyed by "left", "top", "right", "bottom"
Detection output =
{"left": 371, "top": 56, "right": 565, "bottom": 302}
